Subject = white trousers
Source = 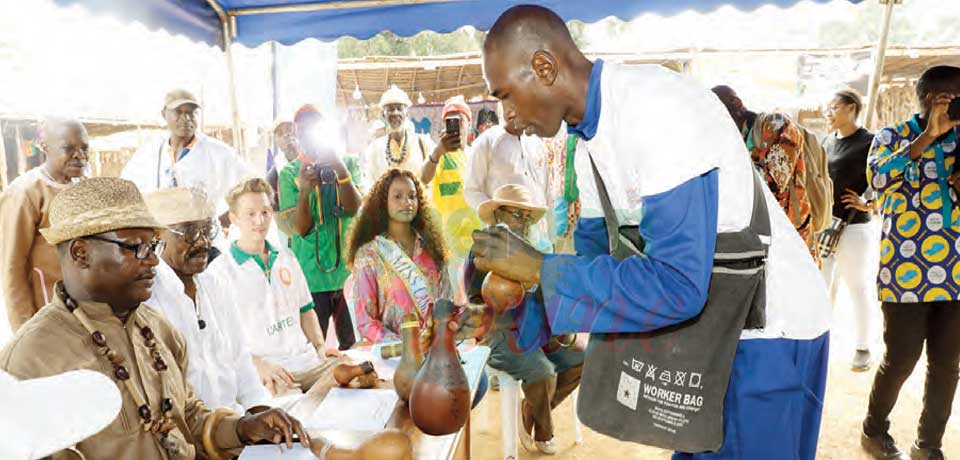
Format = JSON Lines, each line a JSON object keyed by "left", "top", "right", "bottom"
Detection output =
{"left": 821, "top": 220, "right": 881, "bottom": 350}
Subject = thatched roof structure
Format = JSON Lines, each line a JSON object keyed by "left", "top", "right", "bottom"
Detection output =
{"left": 335, "top": 52, "right": 689, "bottom": 107}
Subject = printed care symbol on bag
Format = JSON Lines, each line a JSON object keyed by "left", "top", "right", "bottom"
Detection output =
{"left": 658, "top": 370, "right": 672, "bottom": 386}
{"left": 616, "top": 371, "right": 641, "bottom": 411}
{"left": 689, "top": 373, "right": 703, "bottom": 389}
{"left": 631, "top": 359, "right": 645, "bottom": 373}
{"left": 674, "top": 371, "right": 687, "bottom": 387}
{"left": 645, "top": 365, "right": 658, "bottom": 381}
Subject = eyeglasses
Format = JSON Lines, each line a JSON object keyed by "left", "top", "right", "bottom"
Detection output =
{"left": 498, "top": 208, "right": 533, "bottom": 223}
{"left": 85, "top": 236, "right": 166, "bottom": 260}
{"left": 167, "top": 222, "right": 220, "bottom": 245}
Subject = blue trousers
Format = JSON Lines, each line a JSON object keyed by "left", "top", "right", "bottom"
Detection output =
{"left": 673, "top": 332, "right": 829, "bottom": 460}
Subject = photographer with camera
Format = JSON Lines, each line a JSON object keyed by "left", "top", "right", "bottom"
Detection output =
{"left": 278, "top": 106, "right": 361, "bottom": 350}
{"left": 862, "top": 65, "right": 960, "bottom": 460}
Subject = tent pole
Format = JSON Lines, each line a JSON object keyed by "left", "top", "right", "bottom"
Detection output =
{"left": 864, "top": 0, "right": 898, "bottom": 130}
{"left": 224, "top": 22, "right": 244, "bottom": 155}
{"left": 206, "top": 0, "right": 244, "bottom": 155}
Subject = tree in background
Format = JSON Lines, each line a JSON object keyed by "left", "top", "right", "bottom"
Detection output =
{"left": 338, "top": 22, "right": 589, "bottom": 58}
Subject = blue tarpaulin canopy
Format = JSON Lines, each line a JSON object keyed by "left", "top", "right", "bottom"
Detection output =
{"left": 51, "top": 0, "right": 883, "bottom": 149}
{"left": 54, "top": 0, "right": 864, "bottom": 48}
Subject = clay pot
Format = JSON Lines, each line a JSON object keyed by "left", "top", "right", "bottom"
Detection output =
{"left": 392, "top": 313, "right": 424, "bottom": 402}
{"left": 313, "top": 430, "right": 413, "bottom": 460}
{"left": 334, "top": 361, "right": 376, "bottom": 387}
{"left": 409, "top": 300, "right": 471, "bottom": 436}
{"left": 481, "top": 272, "right": 525, "bottom": 313}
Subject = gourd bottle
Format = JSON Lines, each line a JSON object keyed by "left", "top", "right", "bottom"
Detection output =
{"left": 392, "top": 313, "right": 424, "bottom": 402}
{"left": 408, "top": 300, "right": 471, "bottom": 436}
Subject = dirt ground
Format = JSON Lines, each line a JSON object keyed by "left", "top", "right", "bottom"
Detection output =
{"left": 469, "top": 304, "right": 960, "bottom": 460}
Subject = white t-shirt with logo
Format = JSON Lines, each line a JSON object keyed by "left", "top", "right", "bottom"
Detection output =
{"left": 208, "top": 243, "right": 322, "bottom": 372}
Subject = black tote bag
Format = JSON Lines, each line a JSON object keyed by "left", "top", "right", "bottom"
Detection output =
{"left": 576, "top": 158, "right": 770, "bottom": 453}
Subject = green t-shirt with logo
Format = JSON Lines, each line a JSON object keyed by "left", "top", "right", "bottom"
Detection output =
{"left": 278, "top": 158, "right": 361, "bottom": 293}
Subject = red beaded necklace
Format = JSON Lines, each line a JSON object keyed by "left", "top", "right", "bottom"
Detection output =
{"left": 58, "top": 284, "right": 180, "bottom": 453}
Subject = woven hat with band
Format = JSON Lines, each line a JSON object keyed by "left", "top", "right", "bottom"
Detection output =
{"left": 478, "top": 184, "right": 547, "bottom": 226}
{"left": 40, "top": 177, "right": 163, "bottom": 245}
{"left": 144, "top": 187, "right": 216, "bottom": 227}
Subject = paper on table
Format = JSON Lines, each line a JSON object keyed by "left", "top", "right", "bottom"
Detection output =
{"left": 238, "top": 444, "right": 315, "bottom": 460}
{"left": 304, "top": 388, "right": 399, "bottom": 431}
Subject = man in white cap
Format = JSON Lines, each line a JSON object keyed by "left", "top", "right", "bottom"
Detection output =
{"left": 144, "top": 187, "right": 273, "bottom": 413}
{"left": 362, "top": 85, "right": 435, "bottom": 184}
{"left": 0, "top": 177, "right": 310, "bottom": 460}
{"left": 122, "top": 88, "right": 252, "bottom": 227}
{"left": 0, "top": 369, "right": 121, "bottom": 460}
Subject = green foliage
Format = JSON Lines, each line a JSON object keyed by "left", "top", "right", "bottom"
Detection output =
{"left": 338, "top": 23, "right": 589, "bottom": 58}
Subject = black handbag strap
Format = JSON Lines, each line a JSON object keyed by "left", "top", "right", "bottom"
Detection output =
{"left": 588, "top": 154, "right": 770, "bottom": 259}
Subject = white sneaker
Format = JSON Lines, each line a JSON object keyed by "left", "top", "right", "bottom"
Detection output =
{"left": 535, "top": 438, "right": 558, "bottom": 455}
{"left": 519, "top": 424, "right": 536, "bottom": 452}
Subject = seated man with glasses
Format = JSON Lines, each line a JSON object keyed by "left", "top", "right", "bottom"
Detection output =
{"left": 465, "top": 184, "right": 584, "bottom": 455}
{"left": 0, "top": 178, "right": 310, "bottom": 460}
{"left": 143, "top": 187, "right": 273, "bottom": 413}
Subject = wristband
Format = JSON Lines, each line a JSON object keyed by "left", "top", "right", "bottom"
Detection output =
{"left": 202, "top": 408, "right": 234, "bottom": 460}
{"left": 337, "top": 174, "right": 352, "bottom": 184}
{"left": 429, "top": 155, "right": 440, "bottom": 164}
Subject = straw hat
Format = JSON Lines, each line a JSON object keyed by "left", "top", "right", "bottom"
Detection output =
{"left": 379, "top": 85, "right": 412, "bottom": 108}
{"left": 0, "top": 370, "right": 121, "bottom": 460}
{"left": 144, "top": 187, "right": 217, "bottom": 226}
{"left": 478, "top": 184, "right": 546, "bottom": 226}
{"left": 40, "top": 177, "right": 163, "bottom": 245}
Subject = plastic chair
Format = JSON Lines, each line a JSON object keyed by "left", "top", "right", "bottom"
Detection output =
{"left": 479, "top": 367, "right": 583, "bottom": 460}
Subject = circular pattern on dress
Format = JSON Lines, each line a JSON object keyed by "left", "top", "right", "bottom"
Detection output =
{"left": 874, "top": 173, "right": 888, "bottom": 190}
{"left": 878, "top": 129, "right": 893, "bottom": 145}
{"left": 879, "top": 267, "right": 892, "bottom": 285}
{"left": 928, "top": 265, "right": 948, "bottom": 285}
{"left": 921, "top": 183, "right": 943, "bottom": 210}
{"left": 894, "top": 262, "right": 922, "bottom": 290}
{"left": 880, "top": 239, "right": 895, "bottom": 264}
{"left": 924, "top": 161, "right": 939, "bottom": 179}
{"left": 879, "top": 288, "right": 897, "bottom": 302}
{"left": 921, "top": 235, "right": 950, "bottom": 263}
{"left": 883, "top": 217, "right": 892, "bottom": 235}
{"left": 926, "top": 213, "right": 944, "bottom": 232}
{"left": 895, "top": 211, "right": 921, "bottom": 238}
{"left": 923, "top": 287, "right": 951, "bottom": 302}
{"left": 943, "top": 140, "right": 957, "bottom": 153}
{"left": 899, "top": 240, "right": 917, "bottom": 259}
{"left": 887, "top": 192, "right": 908, "bottom": 215}
{"left": 901, "top": 292, "right": 919, "bottom": 303}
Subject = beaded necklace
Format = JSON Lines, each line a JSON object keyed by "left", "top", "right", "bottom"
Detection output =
{"left": 58, "top": 284, "right": 180, "bottom": 454}
{"left": 385, "top": 131, "right": 409, "bottom": 166}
